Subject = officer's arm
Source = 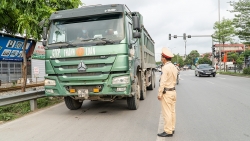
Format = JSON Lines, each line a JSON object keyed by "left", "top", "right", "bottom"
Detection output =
{"left": 158, "top": 68, "right": 167, "bottom": 97}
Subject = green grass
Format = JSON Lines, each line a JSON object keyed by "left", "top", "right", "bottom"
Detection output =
{"left": 218, "top": 71, "right": 250, "bottom": 77}
{"left": 0, "top": 97, "right": 63, "bottom": 122}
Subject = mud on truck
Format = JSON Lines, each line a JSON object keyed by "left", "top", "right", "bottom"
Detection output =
{"left": 42, "top": 4, "right": 156, "bottom": 110}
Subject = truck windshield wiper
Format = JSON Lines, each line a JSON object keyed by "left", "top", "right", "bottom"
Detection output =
{"left": 81, "top": 38, "right": 114, "bottom": 44}
{"left": 51, "top": 41, "right": 77, "bottom": 47}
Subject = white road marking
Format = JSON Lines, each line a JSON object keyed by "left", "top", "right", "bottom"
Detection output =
{"left": 156, "top": 112, "right": 165, "bottom": 141}
{"left": 206, "top": 81, "right": 215, "bottom": 84}
{"left": 218, "top": 77, "right": 226, "bottom": 79}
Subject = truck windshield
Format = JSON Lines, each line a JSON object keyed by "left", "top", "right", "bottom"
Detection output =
{"left": 48, "top": 14, "right": 124, "bottom": 45}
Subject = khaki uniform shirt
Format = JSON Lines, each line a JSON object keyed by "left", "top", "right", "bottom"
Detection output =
{"left": 158, "top": 62, "right": 178, "bottom": 97}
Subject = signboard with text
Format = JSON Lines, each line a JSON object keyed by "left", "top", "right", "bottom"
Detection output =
{"left": 0, "top": 35, "right": 32, "bottom": 61}
{"left": 32, "top": 42, "right": 45, "bottom": 60}
{"left": 34, "top": 67, "right": 40, "bottom": 75}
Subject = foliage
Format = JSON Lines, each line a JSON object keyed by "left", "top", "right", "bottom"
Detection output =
{"left": 198, "top": 57, "right": 212, "bottom": 65}
{"left": 243, "top": 67, "right": 250, "bottom": 74}
{"left": 244, "top": 50, "right": 250, "bottom": 58}
{"left": 229, "top": 0, "right": 250, "bottom": 45}
{"left": 184, "top": 50, "right": 200, "bottom": 66}
{"left": 227, "top": 52, "right": 238, "bottom": 61}
{"left": 0, "top": 0, "right": 82, "bottom": 92}
{"left": 219, "top": 71, "right": 250, "bottom": 76}
{"left": 171, "top": 54, "right": 184, "bottom": 67}
{"left": 212, "top": 18, "right": 235, "bottom": 44}
{"left": 0, "top": 97, "right": 63, "bottom": 121}
{"left": 156, "top": 61, "right": 162, "bottom": 66}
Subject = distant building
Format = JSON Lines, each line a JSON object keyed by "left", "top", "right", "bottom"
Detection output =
{"left": 214, "top": 44, "right": 245, "bottom": 53}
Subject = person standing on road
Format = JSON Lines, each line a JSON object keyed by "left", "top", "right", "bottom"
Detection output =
{"left": 157, "top": 47, "right": 178, "bottom": 137}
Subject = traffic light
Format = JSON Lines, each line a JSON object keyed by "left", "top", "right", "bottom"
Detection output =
{"left": 187, "top": 35, "right": 191, "bottom": 38}
{"left": 221, "top": 52, "right": 224, "bottom": 57}
{"left": 183, "top": 33, "right": 186, "bottom": 40}
{"left": 212, "top": 45, "right": 215, "bottom": 53}
{"left": 174, "top": 35, "right": 177, "bottom": 38}
{"left": 169, "top": 34, "right": 171, "bottom": 40}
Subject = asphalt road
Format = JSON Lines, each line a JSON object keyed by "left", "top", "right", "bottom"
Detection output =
{"left": 0, "top": 70, "right": 250, "bottom": 141}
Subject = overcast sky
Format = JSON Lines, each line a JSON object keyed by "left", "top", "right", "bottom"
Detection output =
{"left": 81, "top": 0, "right": 238, "bottom": 61}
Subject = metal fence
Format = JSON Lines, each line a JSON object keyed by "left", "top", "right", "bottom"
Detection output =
{"left": 0, "top": 89, "right": 45, "bottom": 111}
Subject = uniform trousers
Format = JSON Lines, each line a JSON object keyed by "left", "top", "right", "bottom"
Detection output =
{"left": 161, "top": 90, "right": 176, "bottom": 134}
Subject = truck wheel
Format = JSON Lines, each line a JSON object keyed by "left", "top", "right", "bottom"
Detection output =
{"left": 127, "top": 77, "right": 139, "bottom": 110}
{"left": 64, "top": 96, "right": 83, "bottom": 110}
{"left": 140, "top": 72, "right": 147, "bottom": 100}
{"left": 153, "top": 71, "right": 156, "bottom": 88}
{"left": 147, "top": 71, "right": 154, "bottom": 90}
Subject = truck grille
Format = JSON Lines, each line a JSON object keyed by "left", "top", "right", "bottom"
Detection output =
{"left": 59, "top": 64, "right": 109, "bottom": 69}
{"left": 57, "top": 55, "right": 116, "bottom": 61}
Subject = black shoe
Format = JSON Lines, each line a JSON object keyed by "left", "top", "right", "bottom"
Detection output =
{"left": 157, "top": 132, "right": 173, "bottom": 137}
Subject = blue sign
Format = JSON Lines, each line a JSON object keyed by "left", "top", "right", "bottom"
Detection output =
{"left": 0, "top": 35, "right": 32, "bottom": 61}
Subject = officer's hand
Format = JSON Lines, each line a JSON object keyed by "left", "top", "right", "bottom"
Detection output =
{"left": 157, "top": 95, "right": 162, "bottom": 101}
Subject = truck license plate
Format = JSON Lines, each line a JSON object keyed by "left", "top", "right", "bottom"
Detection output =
{"left": 78, "top": 89, "right": 89, "bottom": 98}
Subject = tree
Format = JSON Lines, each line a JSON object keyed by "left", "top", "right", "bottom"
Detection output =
{"left": 212, "top": 18, "right": 235, "bottom": 44}
{"left": 198, "top": 55, "right": 212, "bottom": 65}
{"left": 227, "top": 52, "right": 238, "bottom": 62}
{"left": 244, "top": 50, "right": 250, "bottom": 58}
{"left": 0, "top": 0, "right": 82, "bottom": 92}
{"left": 184, "top": 50, "right": 200, "bottom": 66}
{"left": 171, "top": 54, "right": 184, "bottom": 67}
{"left": 229, "top": 0, "right": 250, "bottom": 45}
{"left": 212, "top": 18, "right": 235, "bottom": 71}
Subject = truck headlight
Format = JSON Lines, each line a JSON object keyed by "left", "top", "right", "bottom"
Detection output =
{"left": 112, "top": 76, "right": 129, "bottom": 84}
{"left": 45, "top": 79, "right": 56, "bottom": 86}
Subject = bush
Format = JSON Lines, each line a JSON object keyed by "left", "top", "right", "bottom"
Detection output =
{"left": 0, "top": 97, "right": 63, "bottom": 121}
{"left": 243, "top": 67, "right": 250, "bottom": 74}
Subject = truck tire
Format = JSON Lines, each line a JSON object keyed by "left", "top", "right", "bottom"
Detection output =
{"left": 64, "top": 96, "right": 83, "bottom": 110}
{"left": 147, "top": 71, "right": 154, "bottom": 90}
{"left": 140, "top": 72, "right": 147, "bottom": 100}
{"left": 153, "top": 71, "right": 155, "bottom": 88}
{"left": 127, "top": 77, "right": 139, "bottom": 110}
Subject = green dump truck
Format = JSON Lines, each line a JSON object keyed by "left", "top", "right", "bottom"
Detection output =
{"left": 42, "top": 4, "right": 156, "bottom": 110}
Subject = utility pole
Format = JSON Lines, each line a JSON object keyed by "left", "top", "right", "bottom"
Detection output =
{"left": 184, "top": 40, "right": 187, "bottom": 59}
{"left": 218, "top": 0, "right": 221, "bottom": 71}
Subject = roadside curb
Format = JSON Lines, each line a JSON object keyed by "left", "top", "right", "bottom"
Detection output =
{"left": 156, "top": 112, "right": 165, "bottom": 141}
{"left": 218, "top": 73, "right": 250, "bottom": 78}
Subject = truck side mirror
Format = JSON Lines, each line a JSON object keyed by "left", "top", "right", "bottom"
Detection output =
{"left": 132, "top": 15, "right": 141, "bottom": 31}
{"left": 42, "top": 40, "right": 47, "bottom": 46}
{"left": 42, "top": 27, "right": 47, "bottom": 40}
{"left": 133, "top": 32, "right": 141, "bottom": 38}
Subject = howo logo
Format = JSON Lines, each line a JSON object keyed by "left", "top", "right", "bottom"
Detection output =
{"left": 77, "top": 61, "right": 87, "bottom": 72}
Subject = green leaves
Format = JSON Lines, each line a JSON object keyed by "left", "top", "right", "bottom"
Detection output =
{"left": 212, "top": 18, "right": 235, "bottom": 44}
{"left": 0, "top": 0, "right": 82, "bottom": 39}
{"left": 184, "top": 50, "right": 200, "bottom": 66}
{"left": 229, "top": 0, "right": 250, "bottom": 45}
{"left": 171, "top": 54, "right": 184, "bottom": 67}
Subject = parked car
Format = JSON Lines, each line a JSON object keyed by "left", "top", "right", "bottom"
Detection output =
{"left": 195, "top": 64, "right": 216, "bottom": 77}
{"left": 183, "top": 65, "right": 189, "bottom": 70}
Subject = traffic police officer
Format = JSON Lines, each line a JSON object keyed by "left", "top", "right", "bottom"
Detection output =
{"left": 157, "top": 47, "right": 178, "bottom": 137}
